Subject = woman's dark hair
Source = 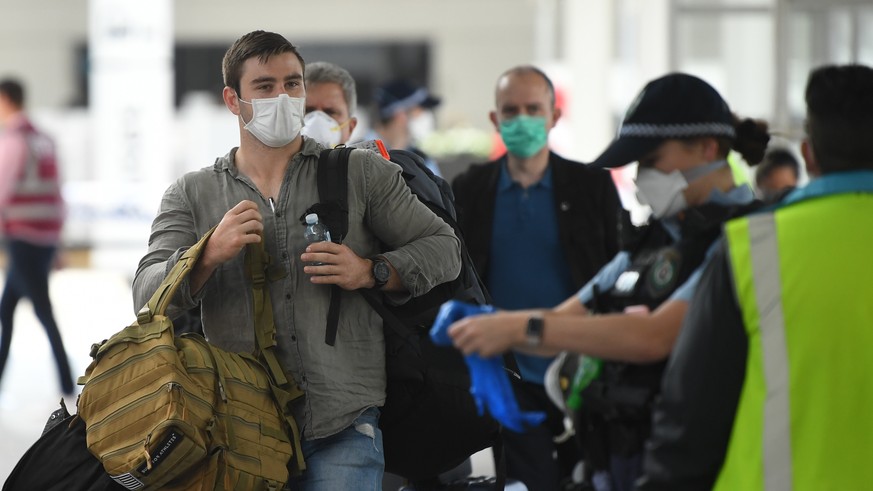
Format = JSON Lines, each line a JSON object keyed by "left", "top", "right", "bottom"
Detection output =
{"left": 710, "top": 114, "right": 770, "bottom": 165}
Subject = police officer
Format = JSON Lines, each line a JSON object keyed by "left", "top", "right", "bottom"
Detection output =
{"left": 446, "top": 73, "right": 769, "bottom": 491}
{"left": 640, "top": 64, "right": 873, "bottom": 491}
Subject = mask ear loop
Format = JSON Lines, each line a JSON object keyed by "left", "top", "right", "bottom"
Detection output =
{"left": 237, "top": 96, "right": 255, "bottom": 126}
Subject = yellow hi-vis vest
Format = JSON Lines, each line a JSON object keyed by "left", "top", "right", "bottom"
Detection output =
{"left": 715, "top": 190, "right": 873, "bottom": 491}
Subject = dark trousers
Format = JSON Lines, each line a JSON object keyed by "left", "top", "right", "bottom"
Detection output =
{"left": 503, "top": 379, "right": 582, "bottom": 491}
{"left": 0, "top": 239, "right": 73, "bottom": 394}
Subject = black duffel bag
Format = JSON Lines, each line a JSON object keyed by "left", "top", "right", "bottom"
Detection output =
{"left": 3, "top": 400, "right": 123, "bottom": 491}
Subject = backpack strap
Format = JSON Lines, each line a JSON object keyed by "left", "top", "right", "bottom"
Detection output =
{"left": 136, "top": 226, "right": 217, "bottom": 325}
{"left": 312, "top": 147, "right": 353, "bottom": 346}
{"left": 314, "top": 147, "right": 352, "bottom": 243}
{"left": 245, "top": 240, "right": 306, "bottom": 474}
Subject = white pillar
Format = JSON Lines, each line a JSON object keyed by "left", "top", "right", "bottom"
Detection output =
{"left": 88, "top": 0, "right": 173, "bottom": 273}
{"left": 89, "top": 0, "right": 174, "bottom": 184}
{"left": 562, "top": 0, "right": 615, "bottom": 162}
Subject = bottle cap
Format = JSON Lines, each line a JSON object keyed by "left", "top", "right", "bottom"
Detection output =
{"left": 305, "top": 213, "right": 318, "bottom": 225}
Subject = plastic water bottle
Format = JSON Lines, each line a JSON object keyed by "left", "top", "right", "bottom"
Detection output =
{"left": 303, "top": 213, "right": 331, "bottom": 266}
{"left": 566, "top": 356, "right": 602, "bottom": 411}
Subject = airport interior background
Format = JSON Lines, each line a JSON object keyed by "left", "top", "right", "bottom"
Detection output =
{"left": 1, "top": 0, "right": 872, "bottom": 484}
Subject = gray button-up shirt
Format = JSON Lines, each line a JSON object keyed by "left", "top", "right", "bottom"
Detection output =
{"left": 132, "top": 137, "right": 461, "bottom": 439}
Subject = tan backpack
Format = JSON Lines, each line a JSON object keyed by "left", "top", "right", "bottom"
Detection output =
{"left": 77, "top": 229, "right": 305, "bottom": 490}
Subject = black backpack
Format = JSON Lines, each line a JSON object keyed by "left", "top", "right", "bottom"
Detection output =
{"left": 302, "top": 146, "right": 508, "bottom": 484}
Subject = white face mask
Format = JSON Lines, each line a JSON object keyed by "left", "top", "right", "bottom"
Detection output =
{"left": 238, "top": 93, "right": 304, "bottom": 148}
{"left": 300, "top": 110, "right": 344, "bottom": 148}
{"left": 409, "top": 110, "right": 436, "bottom": 145}
{"left": 634, "top": 167, "right": 689, "bottom": 219}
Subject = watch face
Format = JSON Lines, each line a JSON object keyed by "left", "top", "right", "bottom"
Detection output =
{"left": 374, "top": 260, "right": 390, "bottom": 283}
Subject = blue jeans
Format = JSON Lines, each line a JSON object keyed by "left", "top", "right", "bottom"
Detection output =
{"left": 287, "top": 406, "right": 384, "bottom": 490}
{"left": 0, "top": 239, "right": 73, "bottom": 394}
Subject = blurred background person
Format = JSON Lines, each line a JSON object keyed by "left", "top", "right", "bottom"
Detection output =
{"left": 754, "top": 147, "right": 800, "bottom": 201}
{"left": 302, "top": 61, "right": 358, "bottom": 147}
{"left": 369, "top": 78, "right": 443, "bottom": 176}
{"left": 451, "top": 65, "right": 622, "bottom": 491}
{"left": 0, "top": 78, "right": 73, "bottom": 396}
{"left": 640, "top": 62, "right": 873, "bottom": 491}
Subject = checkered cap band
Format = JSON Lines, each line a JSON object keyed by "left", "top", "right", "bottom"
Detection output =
{"left": 619, "top": 122, "right": 735, "bottom": 139}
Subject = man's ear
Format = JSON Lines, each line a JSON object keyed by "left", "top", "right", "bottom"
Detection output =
{"left": 489, "top": 110, "right": 499, "bottom": 132}
{"left": 223, "top": 86, "right": 240, "bottom": 115}
{"left": 801, "top": 139, "right": 820, "bottom": 177}
{"left": 551, "top": 106, "right": 562, "bottom": 127}
{"left": 347, "top": 117, "right": 358, "bottom": 137}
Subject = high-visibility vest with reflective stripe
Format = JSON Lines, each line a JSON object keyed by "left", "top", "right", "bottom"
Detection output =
{"left": 715, "top": 191, "right": 873, "bottom": 491}
{"left": 3, "top": 122, "right": 64, "bottom": 244}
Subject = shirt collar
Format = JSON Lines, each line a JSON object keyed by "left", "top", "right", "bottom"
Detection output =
{"left": 3, "top": 113, "right": 29, "bottom": 131}
{"left": 708, "top": 182, "right": 755, "bottom": 206}
{"left": 660, "top": 183, "right": 755, "bottom": 240}
{"left": 300, "top": 135, "right": 326, "bottom": 157}
{"left": 783, "top": 170, "right": 873, "bottom": 206}
{"left": 218, "top": 136, "right": 321, "bottom": 174}
{"left": 497, "top": 157, "right": 553, "bottom": 192}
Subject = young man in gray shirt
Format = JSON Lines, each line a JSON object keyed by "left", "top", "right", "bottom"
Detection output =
{"left": 132, "top": 30, "right": 460, "bottom": 490}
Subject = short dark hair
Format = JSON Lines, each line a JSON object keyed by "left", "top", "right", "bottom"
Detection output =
{"left": 0, "top": 78, "right": 25, "bottom": 108}
{"left": 496, "top": 65, "right": 556, "bottom": 108}
{"left": 755, "top": 148, "right": 800, "bottom": 187}
{"left": 221, "top": 30, "right": 305, "bottom": 96}
{"left": 805, "top": 64, "right": 873, "bottom": 173}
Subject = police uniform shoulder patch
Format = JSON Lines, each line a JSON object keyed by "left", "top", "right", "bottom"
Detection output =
{"left": 645, "top": 247, "right": 682, "bottom": 299}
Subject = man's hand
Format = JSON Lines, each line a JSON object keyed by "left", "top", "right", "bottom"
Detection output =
{"left": 448, "top": 311, "right": 530, "bottom": 358}
{"left": 203, "top": 200, "right": 264, "bottom": 266}
{"left": 191, "top": 200, "right": 263, "bottom": 293}
{"left": 301, "top": 241, "right": 373, "bottom": 290}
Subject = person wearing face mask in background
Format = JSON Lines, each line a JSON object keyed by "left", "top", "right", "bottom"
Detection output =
{"left": 368, "top": 78, "right": 443, "bottom": 176}
{"left": 132, "top": 30, "right": 461, "bottom": 490}
{"left": 753, "top": 147, "right": 800, "bottom": 202}
{"left": 445, "top": 73, "right": 769, "bottom": 491}
{"left": 301, "top": 61, "right": 358, "bottom": 148}
{"left": 451, "top": 65, "right": 623, "bottom": 491}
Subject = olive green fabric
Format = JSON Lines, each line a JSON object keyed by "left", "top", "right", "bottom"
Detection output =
{"left": 78, "top": 229, "right": 304, "bottom": 490}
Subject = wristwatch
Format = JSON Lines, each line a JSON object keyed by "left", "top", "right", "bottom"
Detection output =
{"left": 371, "top": 257, "right": 390, "bottom": 289}
{"left": 525, "top": 314, "right": 545, "bottom": 347}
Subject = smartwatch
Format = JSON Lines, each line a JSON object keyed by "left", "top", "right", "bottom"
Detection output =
{"left": 525, "top": 314, "right": 545, "bottom": 347}
{"left": 371, "top": 257, "right": 390, "bottom": 289}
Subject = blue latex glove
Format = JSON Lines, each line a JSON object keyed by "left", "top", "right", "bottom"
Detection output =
{"left": 430, "top": 300, "right": 546, "bottom": 433}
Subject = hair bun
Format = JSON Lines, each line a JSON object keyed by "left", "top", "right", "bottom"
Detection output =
{"left": 734, "top": 117, "right": 770, "bottom": 165}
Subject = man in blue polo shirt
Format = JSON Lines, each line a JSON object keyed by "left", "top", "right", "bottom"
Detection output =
{"left": 452, "top": 65, "right": 623, "bottom": 491}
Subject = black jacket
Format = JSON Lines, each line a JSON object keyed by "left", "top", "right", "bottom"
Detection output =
{"left": 637, "top": 240, "right": 747, "bottom": 491}
{"left": 451, "top": 152, "right": 623, "bottom": 290}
